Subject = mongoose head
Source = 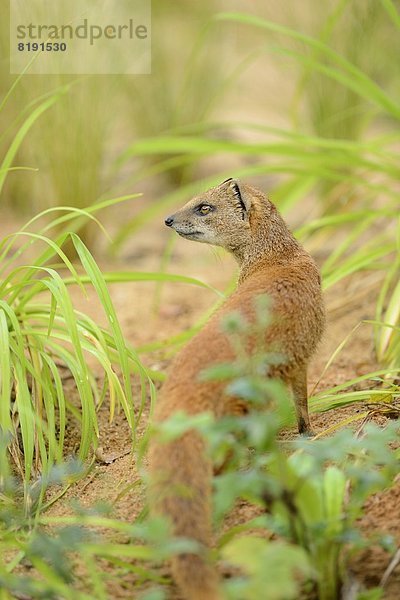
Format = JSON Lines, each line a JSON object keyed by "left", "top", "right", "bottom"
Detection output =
{"left": 164, "top": 179, "right": 269, "bottom": 257}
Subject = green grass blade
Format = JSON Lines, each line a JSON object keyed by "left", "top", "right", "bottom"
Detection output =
{"left": 62, "top": 269, "right": 224, "bottom": 297}
{"left": 0, "top": 309, "right": 12, "bottom": 431}
{"left": 71, "top": 235, "right": 135, "bottom": 428}
{"left": 40, "top": 353, "right": 66, "bottom": 456}
{"left": 381, "top": 0, "right": 400, "bottom": 30}
{"left": 322, "top": 242, "right": 395, "bottom": 289}
{"left": 216, "top": 12, "right": 400, "bottom": 119}
{"left": 0, "top": 94, "right": 60, "bottom": 196}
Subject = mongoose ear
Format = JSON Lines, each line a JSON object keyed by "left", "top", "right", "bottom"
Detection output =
{"left": 226, "top": 179, "right": 251, "bottom": 219}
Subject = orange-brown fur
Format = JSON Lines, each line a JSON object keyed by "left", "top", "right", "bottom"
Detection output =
{"left": 148, "top": 180, "right": 325, "bottom": 599}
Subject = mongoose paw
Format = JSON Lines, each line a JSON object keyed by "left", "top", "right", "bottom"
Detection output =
{"left": 297, "top": 417, "right": 315, "bottom": 438}
{"left": 300, "top": 429, "right": 316, "bottom": 439}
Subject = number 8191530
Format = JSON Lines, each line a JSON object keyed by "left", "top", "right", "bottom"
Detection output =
{"left": 18, "top": 42, "right": 67, "bottom": 51}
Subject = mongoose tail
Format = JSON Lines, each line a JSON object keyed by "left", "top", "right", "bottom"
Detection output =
{"left": 149, "top": 425, "right": 222, "bottom": 600}
{"left": 149, "top": 179, "right": 325, "bottom": 599}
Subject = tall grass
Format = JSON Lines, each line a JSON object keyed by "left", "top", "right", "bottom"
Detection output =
{"left": 289, "top": 0, "right": 400, "bottom": 138}
{"left": 0, "top": 204, "right": 138, "bottom": 495}
{"left": 0, "top": 198, "right": 224, "bottom": 501}
{"left": 121, "top": 2, "right": 233, "bottom": 188}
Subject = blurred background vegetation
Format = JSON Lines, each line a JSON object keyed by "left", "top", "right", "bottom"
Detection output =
{"left": 1, "top": 0, "right": 398, "bottom": 222}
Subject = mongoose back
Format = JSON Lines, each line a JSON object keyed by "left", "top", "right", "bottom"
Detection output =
{"left": 148, "top": 179, "right": 325, "bottom": 600}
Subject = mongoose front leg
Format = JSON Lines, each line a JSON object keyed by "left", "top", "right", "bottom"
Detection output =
{"left": 289, "top": 367, "right": 314, "bottom": 436}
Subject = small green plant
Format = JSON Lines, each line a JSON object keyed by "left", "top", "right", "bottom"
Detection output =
{"left": 211, "top": 416, "right": 398, "bottom": 600}
{"left": 151, "top": 299, "right": 399, "bottom": 599}
{"left": 373, "top": 218, "right": 400, "bottom": 371}
{"left": 0, "top": 453, "right": 193, "bottom": 600}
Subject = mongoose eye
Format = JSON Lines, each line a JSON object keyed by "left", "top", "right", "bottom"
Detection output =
{"left": 197, "top": 204, "right": 213, "bottom": 215}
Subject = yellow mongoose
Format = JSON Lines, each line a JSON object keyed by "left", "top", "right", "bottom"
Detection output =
{"left": 148, "top": 179, "right": 325, "bottom": 600}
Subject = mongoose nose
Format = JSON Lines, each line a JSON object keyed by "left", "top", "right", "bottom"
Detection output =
{"left": 165, "top": 216, "right": 174, "bottom": 227}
